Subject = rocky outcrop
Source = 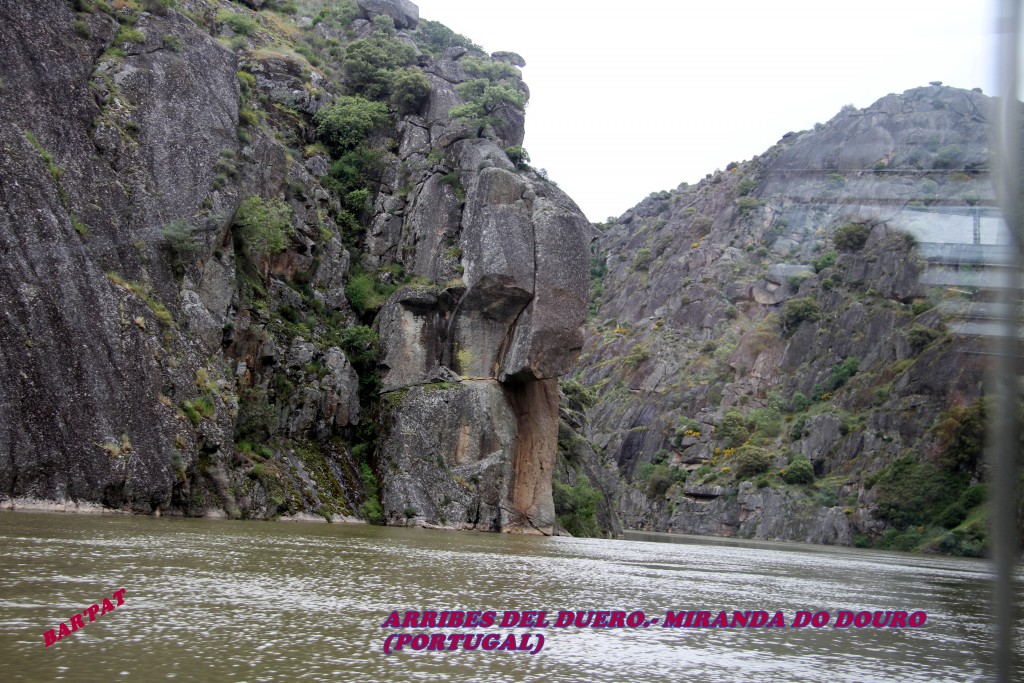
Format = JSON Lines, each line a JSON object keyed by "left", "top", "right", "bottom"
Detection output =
{"left": 373, "top": 109, "right": 591, "bottom": 534}
{"left": 356, "top": 0, "right": 419, "bottom": 30}
{"left": 0, "top": 0, "right": 239, "bottom": 510}
{"left": 0, "top": 0, "right": 590, "bottom": 533}
{"left": 574, "top": 86, "right": 994, "bottom": 552}
{"left": 379, "top": 381, "right": 517, "bottom": 529}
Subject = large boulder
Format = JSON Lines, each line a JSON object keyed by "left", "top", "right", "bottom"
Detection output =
{"left": 356, "top": 0, "right": 419, "bottom": 30}
{"left": 379, "top": 381, "right": 517, "bottom": 529}
{"left": 499, "top": 193, "right": 592, "bottom": 381}
{"left": 373, "top": 133, "right": 592, "bottom": 533}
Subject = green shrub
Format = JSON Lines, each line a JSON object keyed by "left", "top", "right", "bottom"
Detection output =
{"left": 193, "top": 395, "right": 215, "bottom": 418}
{"left": 632, "top": 248, "right": 653, "bottom": 271}
{"left": 359, "top": 463, "right": 384, "bottom": 524}
{"left": 162, "top": 219, "right": 200, "bottom": 257}
{"left": 237, "top": 71, "right": 256, "bottom": 99}
{"left": 162, "top": 34, "right": 184, "bottom": 51}
{"left": 936, "top": 503, "right": 967, "bottom": 529}
{"left": 874, "top": 456, "right": 967, "bottom": 528}
{"left": 344, "top": 33, "right": 417, "bottom": 100}
{"left": 789, "top": 392, "right": 810, "bottom": 413}
{"left": 736, "top": 196, "right": 761, "bottom": 216}
{"left": 881, "top": 527, "right": 924, "bottom": 552}
{"left": 747, "top": 407, "right": 783, "bottom": 437}
{"left": 737, "top": 177, "right": 757, "bottom": 196}
{"left": 360, "top": 497, "right": 384, "bottom": 524}
{"left": 314, "top": 96, "right": 390, "bottom": 153}
{"left": 387, "top": 67, "right": 431, "bottom": 114}
{"left": 635, "top": 463, "right": 657, "bottom": 481}
{"left": 822, "top": 357, "right": 859, "bottom": 392}
{"left": 505, "top": 145, "right": 530, "bottom": 168}
{"left": 826, "top": 173, "right": 845, "bottom": 188}
{"left": 817, "top": 487, "right": 838, "bottom": 507}
{"left": 345, "top": 188, "right": 370, "bottom": 212}
{"left": 181, "top": 402, "right": 201, "bottom": 424}
{"left": 340, "top": 325, "right": 379, "bottom": 366}
{"left": 324, "top": 147, "right": 388, "bottom": 219}
{"left": 411, "top": 19, "right": 481, "bottom": 58}
{"left": 933, "top": 399, "right": 986, "bottom": 473}
{"left": 780, "top": 297, "right": 820, "bottom": 334}
{"left": 238, "top": 106, "right": 259, "bottom": 127}
{"left": 692, "top": 215, "right": 714, "bottom": 233}
{"left": 959, "top": 483, "right": 988, "bottom": 509}
{"left": 906, "top": 324, "right": 941, "bottom": 352}
{"left": 115, "top": 26, "right": 145, "bottom": 44}
{"left": 623, "top": 344, "right": 650, "bottom": 367}
{"left": 440, "top": 170, "right": 462, "bottom": 189}
{"left": 789, "top": 415, "right": 807, "bottom": 441}
{"left": 237, "top": 386, "right": 275, "bottom": 441}
{"left": 217, "top": 10, "right": 258, "bottom": 36}
{"left": 782, "top": 457, "right": 815, "bottom": 484}
{"left": 561, "top": 379, "right": 596, "bottom": 411}
{"left": 650, "top": 465, "right": 684, "bottom": 498}
{"left": 235, "top": 196, "right": 293, "bottom": 258}
{"left": 461, "top": 57, "right": 521, "bottom": 81}
{"left": 911, "top": 300, "right": 933, "bottom": 316}
{"left": 934, "top": 144, "right": 962, "bottom": 169}
{"left": 344, "top": 274, "right": 376, "bottom": 315}
{"left": 788, "top": 272, "right": 810, "bottom": 293}
{"left": 733, "top": 445, "right": 772, "bottom": 478}
{"left": 833, "top": 223, "right": 870, "bottom": 251}
{"left": 812, "top": 250, "right": 837, "bottom": 272}
{"left": 450, "top": 57, "right": 526, "bottom": 133}
{"left": 314, "top": 0, "right": 360, "bottom": 30}
{"left": 553, "top": 478, "right": 602, "bottom": 537}
{"left": 718, "top": 410, "right": 749, "bottom": 448}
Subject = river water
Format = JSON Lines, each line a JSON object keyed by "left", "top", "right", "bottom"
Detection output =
{"left": 0, "top": 511, "right": 1018, "bottom": 682}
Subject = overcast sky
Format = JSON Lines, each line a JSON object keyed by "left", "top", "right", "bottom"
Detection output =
{"left": 415, "top": 0, "right": 997, "bottom": 222}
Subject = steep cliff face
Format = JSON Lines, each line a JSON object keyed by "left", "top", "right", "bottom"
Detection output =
{"left": 573, "top": 86, "right": 995, "bottom": 554}
{"left": 0, "top": 0, "right": 590, "bottom": 531}
{"left": 369, "top": 47, "right": 591, "bottom": 533}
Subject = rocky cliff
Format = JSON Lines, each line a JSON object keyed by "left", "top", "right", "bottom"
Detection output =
{"left": 568, "top": 86, "right": 997, "bottom": 554}
{"left": 0, "top": 0, "right": 590, "bottom": 533}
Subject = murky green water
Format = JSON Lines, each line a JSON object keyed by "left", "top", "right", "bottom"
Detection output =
{"left": 0, "top": 511, "right": 1018, "bottom": 682}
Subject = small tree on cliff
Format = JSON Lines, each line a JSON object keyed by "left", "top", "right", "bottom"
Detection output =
{"left": 343, "top": 24, "right": 431, "bottom": 115}
{"left": 450, "top": 57, "right": 527, "bottom": 136}
{"left": 314, "top": 96, "right": 390, "bottom": 154}
{"left": 234, "top": 196, "right": 293, "bottom": 260}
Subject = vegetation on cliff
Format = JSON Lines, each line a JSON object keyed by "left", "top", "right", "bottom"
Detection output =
{"left": 1, "top": 0, "right": 593, "bottom": 535}
{"left": 564, "top": 86, "right": 1002, "bottom": 553}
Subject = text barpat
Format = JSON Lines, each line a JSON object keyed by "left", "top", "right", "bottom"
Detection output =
{"left": 42, "top": 588, "right": 126, "bottom": 647}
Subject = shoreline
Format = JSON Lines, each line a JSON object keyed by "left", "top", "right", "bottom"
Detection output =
{"left": 0, "top": 498, "right": 365, "bottom": 525}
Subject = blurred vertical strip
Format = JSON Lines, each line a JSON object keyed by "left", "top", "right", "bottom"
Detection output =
{"left": 992, "top": 2, "right": 1022, "bottom": 681}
